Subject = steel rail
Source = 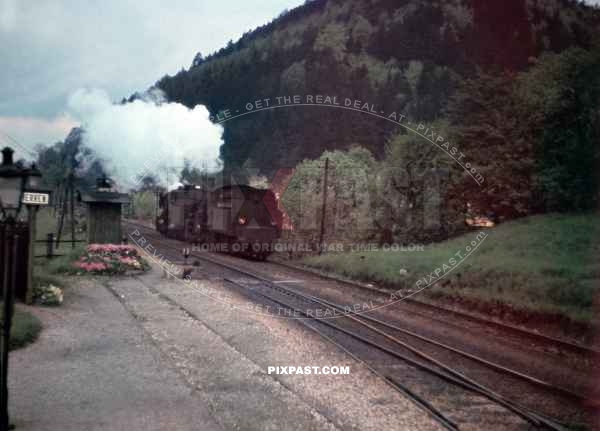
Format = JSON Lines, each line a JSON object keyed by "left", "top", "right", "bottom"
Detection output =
{"left": 273, "top": 260, "right": 599, "bottom": 357}
{"left": 223, "top": 276, "right": 567, "bottom": 430}
{"left": 123, "top": 219, "right": 597, "bottom": 358}
{"left": 313, "top": 296, "right": 588, "bottom": 402}
{"left": 122, "top": 261, "right": 459, "bottom": 430}
{"left": 122, "top": 220, "right": 579, "bottom": 430}
{"left": 246, "top": 287, "right": 460, "bottom": 431}
{"left": 223, "top": 275, "right": 566, "bottom": 430}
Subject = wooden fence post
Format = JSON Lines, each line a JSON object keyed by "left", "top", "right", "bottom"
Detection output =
{"left": 46, "top": 233, "right": 54, "bottom": 259}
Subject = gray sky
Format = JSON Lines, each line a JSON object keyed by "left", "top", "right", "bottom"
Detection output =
{"left": 0, "top": 0, "right": 303, "bottom": 151}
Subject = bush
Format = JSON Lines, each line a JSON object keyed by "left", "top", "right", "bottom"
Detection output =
{"left": 32, "top": 284, "right": 64, "bottom": 306}
{"left": 46, "top": 245, "right": 87, "bottom": 274}
{"left": 132, "top": 191, "right": 157, "bottom": 220}
{"left": 302, "top": 213, "right": 599, "bottom": 322}
{"left": 5, "top": 308, "right": 42, "bottom": 350}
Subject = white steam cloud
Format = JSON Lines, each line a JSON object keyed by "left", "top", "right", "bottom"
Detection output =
{"left": 67, "top": 88, "right": 223, "bottom": 188}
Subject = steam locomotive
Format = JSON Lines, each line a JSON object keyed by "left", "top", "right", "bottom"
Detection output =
{"left": 156, "top": 183, "right": 282, "bottom": 260}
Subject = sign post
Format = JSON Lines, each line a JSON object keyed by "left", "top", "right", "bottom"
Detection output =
{"left": 22, "top": 192, "right": 49, "bottom": 205}
{"left": 21, "top": 169, "right": 51, "bottom": 304}
{"left": 25, "top": 207, "right": 38, "bottom": 304}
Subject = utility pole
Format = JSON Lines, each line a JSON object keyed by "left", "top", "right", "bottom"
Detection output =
{"left": 165, "top": 166, "right": 170, "bottom": 237}
{"left": 56, "top": 182, "right": 67, "bottom": 249}
{"left": 69, "top": 173, "right": 76, "bottom": 248}
{"left": 318, "top": 158, "right": 329, "bottom": 255}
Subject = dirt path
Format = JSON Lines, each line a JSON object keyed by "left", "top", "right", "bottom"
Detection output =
{"left": 9, "top": 278, "right": 223, "bottom": 431}
{"left": 9, "top": 268, "right": 443, "bottom": 431}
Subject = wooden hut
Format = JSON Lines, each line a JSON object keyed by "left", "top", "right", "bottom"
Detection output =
{"left": 80, "top": 177, "right": 129, "bottom": 244}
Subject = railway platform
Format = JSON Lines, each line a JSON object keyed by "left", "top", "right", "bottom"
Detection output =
{"left": 8, "top": 260, "right": 443, "bottom": 431}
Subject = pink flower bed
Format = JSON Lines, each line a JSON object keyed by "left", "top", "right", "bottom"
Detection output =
{"left": 73, "top": 244, "right": 148, "bottom": 274}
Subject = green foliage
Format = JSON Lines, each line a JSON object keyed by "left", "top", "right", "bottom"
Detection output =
{"left": 350, "top": 15, "right": 374, "bottom": 49}
{"left": 447, "top": 46, "right": 600, "bottom": 218}
{"left": 32, "top": 272, "right": 63, "bottom": 291}
{"left": 386, "top": 120, "right": 451, "bottom": 169}
{"left": 5, "top": 308, "right": 42, "bottom": 350}
{"left": 156, "top": 0, "right": 598, "bottom": 171}
{"left": 281, "top": 147, "right": 377, "bottom": 239}
{"left": 380, "top": 121, "right": 460, "bottom": 241}
{"left": 136, "top": 174, "right": 160, "bottom": 192}
{"left": 46, "top": 245, "right": 87, "bottom": 275}
{"left": 347, "top": 54, "right": 402, "bottom": 91}
{"left": 516, "top": 47, "right": 600, "bottom": 212}
{"left": 280, "top": 60, "right": 307, "bottom": 90}
{"left": 314, "top": 22, "right": 349, "bottom": 60}
{"left": 132, "top": 191, "right": 156, "bottom": 220}
{"left": 35, "top": 142, "right": 68, "bottom": 189}
{"left": 404, "top": 60, "right": 424, "bottom": 97}
{"left": 32, "top": 284, "right": 63, "bottom": 306}
{"left": 441, "top": 1, "right": 473, "bottom": 31}
{"left": 35, "top": 128, "right": 106, "bottom": 191}
{"left": 303, "top": 213, "right": 599, "bottom": 322}
{"left": 447, "top": 70, "right": 534, "bottom": 219}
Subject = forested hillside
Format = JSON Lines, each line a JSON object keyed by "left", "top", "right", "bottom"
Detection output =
{"left": 152, "top": 0, "right": 600, "bottom": 240}
{"left": 157, "top": 0, "right": 597, "bottom": 163}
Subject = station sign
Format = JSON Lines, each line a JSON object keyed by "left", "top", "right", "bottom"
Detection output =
{"left": 22, "top": 192, "right": 50, "bottom": 206}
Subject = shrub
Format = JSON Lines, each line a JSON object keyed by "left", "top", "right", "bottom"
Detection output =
{"left": 7, "top": 308, "right": 42, "bottom": 350}
{"left": 46, "top": 245, "right": 86, "bottom": 274}
{"left": 32, "top": 284, "right": 64, "bottom": 306}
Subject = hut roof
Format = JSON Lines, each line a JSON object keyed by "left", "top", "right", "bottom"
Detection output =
{"left": 80, "top": 190, "right": 130, "bottom": 204}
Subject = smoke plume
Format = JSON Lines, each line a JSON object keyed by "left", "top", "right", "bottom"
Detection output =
{"left": 67, "top": 88, "right": 223, "bottom": 188}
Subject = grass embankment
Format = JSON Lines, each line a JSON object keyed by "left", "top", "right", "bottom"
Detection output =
{"left": 32, "top": 205, "right": 83, "bottom": 285}
{"left": 33, "top": 244, "right": 83, "bottom": 288}
{"left": 302, "top": 213, "right": 599, "bottom": 323}
{"left": 33, "top": 207, "right": 85, "bottom": 258}
{"left": 0, "top": 307, "right": 42, "bottom": 350}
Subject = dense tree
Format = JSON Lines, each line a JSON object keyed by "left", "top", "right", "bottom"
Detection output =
{"left": 381, "top": 121, "right": 459, "bottom": 241}
{"left": 136, "top": 174, "right": 161, "bottom": 192}
{"left": 35, "top": 128, "right": 107, "bottom": 192}
{"left": 446, "top": 70, "right": 534, "bottom": 221}
{"left": 281, "top": 147, "right": 377, "bottom": 242}
{"left": 156, "top": 0, "right": 599, "bottom": 171}
{"left": 132, "top": 191, "right": 157, "bottom": 220}
{"left": 148, "top": 0, "right": 600, "bottom": 243}
{"left": 516, "top": 46, "right": 600, "bottom": 212}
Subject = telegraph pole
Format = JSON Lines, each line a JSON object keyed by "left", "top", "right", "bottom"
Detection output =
{"left": 166, "top": 166, "right": 169, "bottom": 236}
{"left": 69, "top": 173, "right": 76, "bottom": 248}
{"left": 318, "top": 158, "right": 329, "bottom": 255}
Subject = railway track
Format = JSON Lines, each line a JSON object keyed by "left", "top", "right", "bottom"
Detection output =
{"left": 272, "top": 260, "right": 599, "bottom": 358}
{"left": 122, "top": 220, "right": 595, "bottom": 429}
{"left": 123, "top": 219, "right": 598, "bottom": 359}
